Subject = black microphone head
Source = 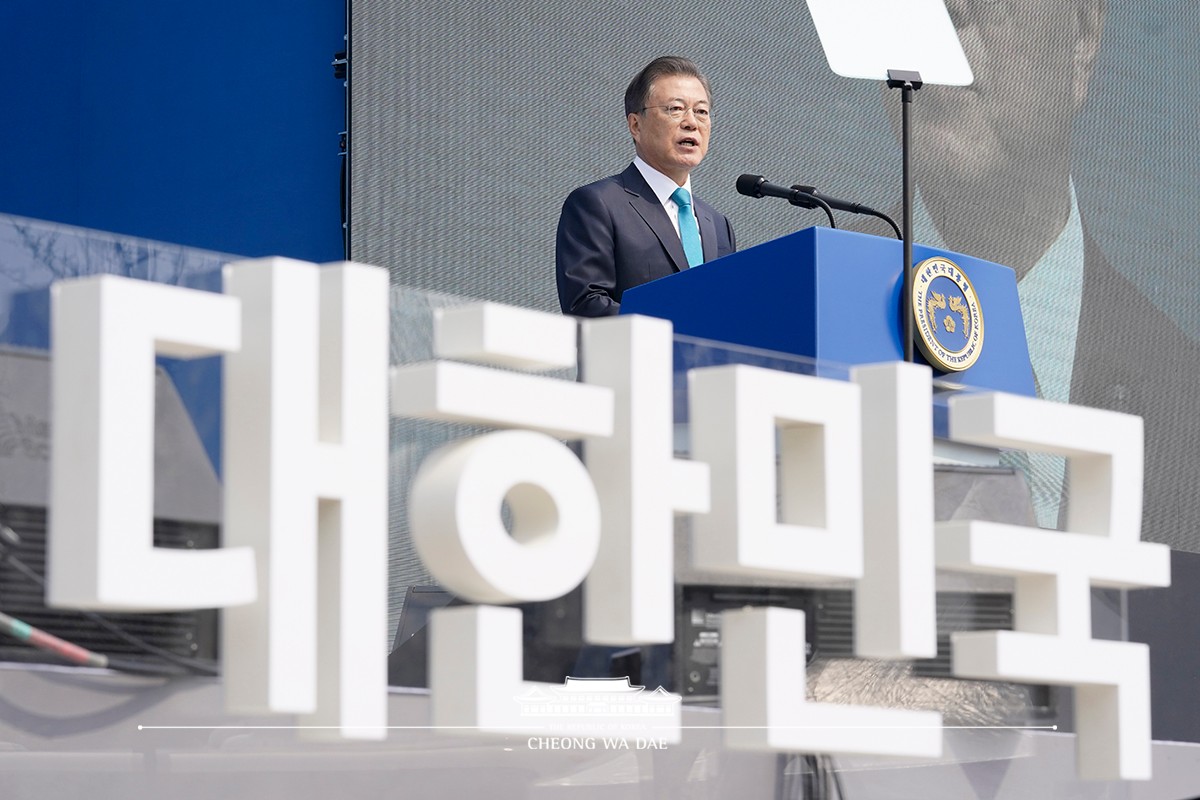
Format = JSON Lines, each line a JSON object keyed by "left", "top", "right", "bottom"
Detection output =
{"left": 736, "top": 174, "right": 767, "bottom": 198}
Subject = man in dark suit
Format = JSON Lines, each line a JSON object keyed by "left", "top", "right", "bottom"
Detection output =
{"left": 556, "top": 56, "right": 736, "bottom": 318}
{"left": 907, "top": 0, "right": 1200, "bottom": 543}
{"left": 1069, "top": 236, "right": 1200, "bottom": 542}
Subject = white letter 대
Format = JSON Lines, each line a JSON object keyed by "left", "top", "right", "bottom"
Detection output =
{"left": 48, "top": 275, "right": 255, "bottom": 611}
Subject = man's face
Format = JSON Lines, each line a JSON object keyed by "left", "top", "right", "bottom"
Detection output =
{"left": 913, "top": 0, "right": 1104, "bottom": 184}
{"left": 628, "top": 74, "right": 711, "bottom": 185}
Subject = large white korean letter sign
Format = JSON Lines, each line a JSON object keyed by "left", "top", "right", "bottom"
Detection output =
{"left": 580, "top": 315, "right": 709, "bottom": 645}
{"left": 49, "top": 276, "right": 254, "bottom": 610}
{"left": 942, "top": 392, "right": 1170, "bottom": 780}
{"left": 393, "top": 304, "right": 680, "bottom": 740}
{"left": 690, "top": 364, "right": 942, "bottom": 758}
{"left": 222, "top": 258, "right": 389, "bottom": 739}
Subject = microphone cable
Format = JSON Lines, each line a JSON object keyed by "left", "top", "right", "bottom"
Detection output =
{"left": 799, "top": 193, "right": 837, "bottom": 229}
{"left": 0, "top": 522, "right": 219, "bottom": 677}
{"left": 790, "top": 184, "right": 901, "bottom": 240}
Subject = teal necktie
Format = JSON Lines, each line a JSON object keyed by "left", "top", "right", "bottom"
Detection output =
{"left": 671, "top": 187, "right": 703, "bottom": 268}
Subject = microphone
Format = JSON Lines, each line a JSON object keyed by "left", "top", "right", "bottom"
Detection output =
{"left": 736, "top": 174, "right": 810, "bottom": 205}
{"left": 790, "top": 185, "right": 870, "bottom": 215}
{"left": 791, "top": 183, "right": 901, "bottom": 240}
{"left": 736, "top": 174, "right": 836, "bottom": 228}
{"left": 736, "top": 174, "right": 899, "bottom": 238}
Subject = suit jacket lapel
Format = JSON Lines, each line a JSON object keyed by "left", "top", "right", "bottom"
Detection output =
{"left": 620, "top": 164, "right": 689, "bottom": 273}
{"left": 697, "top": 205, "right": 719, "bottom": 263}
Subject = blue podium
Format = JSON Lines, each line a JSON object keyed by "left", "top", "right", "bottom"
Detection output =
{"left": 620, "top": 226, "right": 1035, "bottom": 397}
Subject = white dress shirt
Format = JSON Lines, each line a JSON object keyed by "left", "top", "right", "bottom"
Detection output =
{"left": 633, "top": 156, "right": 703, "bottom": 248}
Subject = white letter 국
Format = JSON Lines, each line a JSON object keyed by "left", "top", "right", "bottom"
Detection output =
{"left": 942, "top": 392, "right": 1169, "bottom": 780}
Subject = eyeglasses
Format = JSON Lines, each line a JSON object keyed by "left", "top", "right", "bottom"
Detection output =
{"left": 641, "top": 104, "right": 712, "bottom": 124}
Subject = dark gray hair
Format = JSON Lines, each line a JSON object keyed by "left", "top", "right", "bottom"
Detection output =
{"left": 623, "top": 56, "right": 711, "bottom": 117}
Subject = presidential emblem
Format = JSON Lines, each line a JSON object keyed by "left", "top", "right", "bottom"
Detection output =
{"left": 911, "top": 256, "right": 984, "bottom": 372}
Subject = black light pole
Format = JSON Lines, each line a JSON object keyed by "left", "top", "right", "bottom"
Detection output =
{"left": 886, "top": 69, "right": 922, "bottom": 363}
